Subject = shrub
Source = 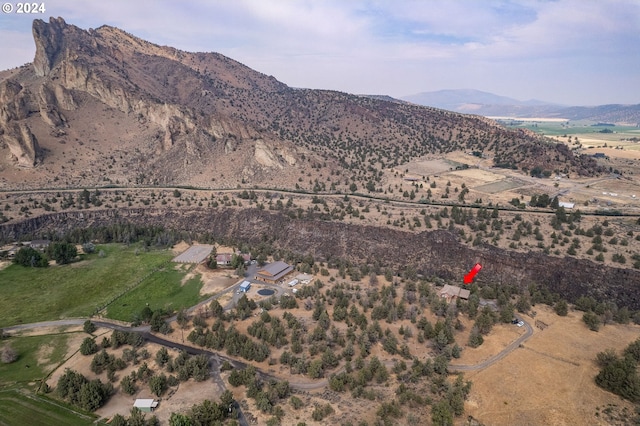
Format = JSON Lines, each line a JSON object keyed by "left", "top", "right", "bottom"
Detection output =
{"left": 583, "top": 311, "right": 601, "bottom": 331}
{"left": 80, "top": 337, "right": 98, "bottom": 355}
{"left": 554, "top": 300, "right": 568, "bottom": 316}
{"left": 1, "top": 344, "right": 18, "bottom": 364}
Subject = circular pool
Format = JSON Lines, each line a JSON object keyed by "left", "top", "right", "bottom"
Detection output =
{"left": 257, "top": 288, "right": 275, "bottom": 296}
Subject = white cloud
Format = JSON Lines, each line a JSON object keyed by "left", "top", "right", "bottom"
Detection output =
{"left": 0, "top": 0, "right": 637, "bottom": 104}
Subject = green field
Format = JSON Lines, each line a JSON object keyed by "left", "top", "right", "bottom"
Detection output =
{"left": 0, "top": 389, "right": 97, "bottom": 426}
{"left": 503, "top": 120, "right": 640, "bottom": 139}
{"left": 0, "top": 244, "right": 177, "bottom": 326}
{"left": 106, "top": 268, "right": 204, "bottom": 322}
{"left": 0, "top": 334, "right": 70, "bottom": 386}
{"left": 0, "top": 334, "right": 96, "bottom": 425}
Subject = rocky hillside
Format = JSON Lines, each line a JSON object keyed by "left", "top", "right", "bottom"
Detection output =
{"left": 1, "top": 17, "right": 602, "bottom": 190}
{"left": 2, "top": 207, "right": 638, "bottom": 310}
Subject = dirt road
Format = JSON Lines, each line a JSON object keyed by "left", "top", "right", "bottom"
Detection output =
{"left": 449, "top": 319, "right": 534, "bottom": 371}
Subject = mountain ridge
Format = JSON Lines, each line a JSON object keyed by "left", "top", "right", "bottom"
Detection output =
{"left": 402, "top": 89, "right": 640, "bottom": 124}
{"left": 0, "top": 17, "right": 604, "bottom": 191}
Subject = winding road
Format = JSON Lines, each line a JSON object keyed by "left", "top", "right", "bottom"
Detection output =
{"left": 4, "top": 315, "right": 535, "bottom": 380}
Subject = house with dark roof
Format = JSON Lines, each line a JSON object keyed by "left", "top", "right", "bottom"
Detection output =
{"left": 255, "top": 261, "right": 294, "bottom": 284}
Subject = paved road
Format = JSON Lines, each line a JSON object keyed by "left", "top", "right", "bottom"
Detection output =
{"left": 5, "top": 315, "right": 535, "bottom": 381}
{"left": 449, "top": 318, "right": 534, "bottom": 372}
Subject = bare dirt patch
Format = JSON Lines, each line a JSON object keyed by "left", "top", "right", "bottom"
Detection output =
{"left": 463, "top": 305, "right": 640, "bottom": 426}
{"left": 454, "top": 319, "right": 528, "bottom": 366}
{"left": 171, "top": 241, "right": 190, "bottom": 255}
{"left": 10, "top": 325, "right": 84, "bottom": 338}
{"left": 399, "top": 158, "right": 457, "bottom": 176}
{"left": 448, "top": 168, "right": 507, "bottom": 184}
{"left": 474, "top": 178, "right": 527, "bottom": 194}
{"left": 196, "top": 265, "right": 238, "bottom": 296}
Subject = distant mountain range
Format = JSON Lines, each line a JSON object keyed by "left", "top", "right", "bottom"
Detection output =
{"left": 402, "top": 89, "right": 640, "bottom": 125}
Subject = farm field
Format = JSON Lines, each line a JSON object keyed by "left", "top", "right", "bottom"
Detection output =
{"left": 0, "top": 333, "right": 99, "bottom": 425}
{"left": 0, "top": 244, "right": 177, "bottom": 326}
{"left": 502, "top": 119, "right": 640, "bottom": 159}
{"left": 0, "top": 333, "right": 69, "bottom": 386}
{"left": 105, "top": 269, "right": 205, "bottom": 322}
{"left": 0, "top": 389, "right": 97, "bottom": 426}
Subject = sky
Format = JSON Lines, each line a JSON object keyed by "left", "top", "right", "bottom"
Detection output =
{"left": 0, "top": 0, "right": 639, "bottom": 106}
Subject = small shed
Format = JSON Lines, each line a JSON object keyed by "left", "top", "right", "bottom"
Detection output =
{"left": 240, "top": 281, "right": 251, "bottom": 292}
{"left": 133, "top": 399, "right": 158, "bottom": 412}
{"left": 558, "top": 201, "right": 575, "bottom": 209}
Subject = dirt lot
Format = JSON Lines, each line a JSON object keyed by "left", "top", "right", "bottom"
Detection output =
{"left": 193, "top": 264, "right": 237, "bottom": 296}
{"left": 461, "top": 305, "right": 640, "bottom": 426}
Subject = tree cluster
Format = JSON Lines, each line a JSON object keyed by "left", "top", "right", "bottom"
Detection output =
{"left": 56, "top": 368, "right": 113, "bottom": 411}
{"left": 595, "top": 337, "right": 640, "bottom": 402}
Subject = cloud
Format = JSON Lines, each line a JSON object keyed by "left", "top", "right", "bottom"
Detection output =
{"left": 0, "top": 0, "right": 637, "bottom": 104}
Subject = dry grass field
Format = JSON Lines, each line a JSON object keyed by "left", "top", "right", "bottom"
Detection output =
{"left": 461, "top": 305, "right": 640, "bottom": 426}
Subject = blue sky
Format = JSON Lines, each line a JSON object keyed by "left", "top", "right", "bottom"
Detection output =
{"left": 1, "top": 0, "right": 638, "bottom": 105}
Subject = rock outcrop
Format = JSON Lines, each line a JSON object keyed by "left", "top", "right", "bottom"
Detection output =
{"left": 1, "top": 16, "right": 605, "bottom": 185}
{"left": 0, "top": 80, "right": 40, "bottom": 167}
{"left": 2, "top": 122, "right": 40, "bottom": 167}
{"left": 32, "top": 17, "right": 69, "bottom": 77}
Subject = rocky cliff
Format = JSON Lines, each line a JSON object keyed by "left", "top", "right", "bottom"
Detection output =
{"left": 0, "top": 17, "right": 603, "bottom": 188}
{"left": 2, "top": 207, "right": 639, "bottom": 310}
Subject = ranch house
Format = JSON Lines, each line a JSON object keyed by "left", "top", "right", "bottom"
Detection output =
{"left": 439, "top": 284, "right": 470, "bottom": 303}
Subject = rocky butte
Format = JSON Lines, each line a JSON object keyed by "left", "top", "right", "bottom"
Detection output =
{"left": 1, "top": 17, "right": 601, "bottom": 189}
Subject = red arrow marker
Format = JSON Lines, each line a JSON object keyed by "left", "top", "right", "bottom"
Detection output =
{"left": 464, "top": 263, "right": 482, "bottom": 284}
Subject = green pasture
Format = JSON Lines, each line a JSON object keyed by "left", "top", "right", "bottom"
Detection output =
{"left": 106, "top": 270, "right": 204, "bottom": 322}
{"left": 501, "top": 119, "right": 640, "bottom": 138}
{"left": 0, "top": 332, "right": 104, "bottom": 425}
{"left": 0, "top": 334, "right": 70, "bottom": 386}
{"left": 0, "top": 389, "right": 97, "bottom": 426}
{"left": 0, "top": 244, "right": 174, "bottom": 326}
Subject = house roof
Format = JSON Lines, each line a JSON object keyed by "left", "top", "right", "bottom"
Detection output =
{"left": 217, "top": 253, "right": 251, "bottom": 262}
{"left": 257, "top": 261, "right": 294, "bottom": 281}
{"left": 216, "top": 253, "right": 233, "bottom": 262}
{"left": 134, "top": 399, "right": 158, "bottom": 408}
{"left": 558, "top": 201, "right": 575, "bottom": 209}
{"left": 439, "top": 284, "right": 470, "bottom": 300}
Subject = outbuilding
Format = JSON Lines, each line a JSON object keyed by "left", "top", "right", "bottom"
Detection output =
{"left": 240, "top": 281, "right": 251, "bottom": 292}
{"left": 133, "top": 399, "right": 158, "bottom": 413}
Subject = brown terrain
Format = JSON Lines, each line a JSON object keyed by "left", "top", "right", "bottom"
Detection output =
{"left": 22, "top": 271, "right": 639, "bottom": 426}
{"left": 1, "top": 17, "right": 603, "bottom": 192}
